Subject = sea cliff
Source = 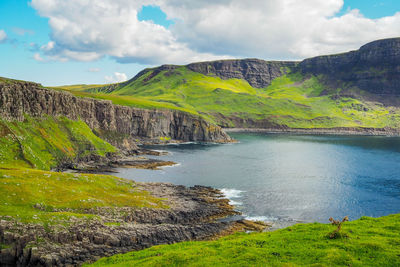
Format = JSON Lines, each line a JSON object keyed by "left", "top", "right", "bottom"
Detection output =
{"left": 0, "top": 79, "right": 231, "bottom": 150}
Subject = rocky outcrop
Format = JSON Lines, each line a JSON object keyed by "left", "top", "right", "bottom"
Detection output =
{"left": 187, "top": 59, "right": 297, "bottom": 88}
{"left": 0, "top": 184, "right": 264, "bottom": 267}
{"left": 0, "top": 80, "right": 232, "bottom": 147}
{"left": 124, "top": 59, "right": 297, "bottom": 89}
{"left": 298, "top": 37, "right": 400, "bottom": 96}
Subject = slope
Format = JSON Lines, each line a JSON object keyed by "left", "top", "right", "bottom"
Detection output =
{"left": 89, "top": 214, "right": 400, "bottom": 266}
{"left": 57, "top": 65, "right": 400, "bottom": 129}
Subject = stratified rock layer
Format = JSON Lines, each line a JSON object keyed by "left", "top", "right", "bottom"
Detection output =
{"left": 0, "top": 184, "right": 243, "bottom": 267}
{"left": 0, "top": 80, "right": 231, "bottom": 147}
{"left": 187, "top": 59, "right": 297, "bottom": 88}
{"left": 298, "top": 37, "right": 400, "bottom": 95}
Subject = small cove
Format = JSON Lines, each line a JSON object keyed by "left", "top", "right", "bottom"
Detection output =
{"left": 113, "top": 133, "right": 400, "bottom": 229}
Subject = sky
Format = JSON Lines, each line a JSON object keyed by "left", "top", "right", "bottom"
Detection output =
{"left": 0, "top": 0, "right": 399, "bottom": 86}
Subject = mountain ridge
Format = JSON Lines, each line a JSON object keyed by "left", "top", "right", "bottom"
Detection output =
{"left": 84, "top": 37, "right": 400, "bottom": 97}
{"left": 56, "top": 37, "right": 400, "bottom": 131}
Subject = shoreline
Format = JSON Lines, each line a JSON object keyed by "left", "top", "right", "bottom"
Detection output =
{"left": 223, "top": 127, "right": 400, "bottom": 136}
{"left": 0, "top": 175, "right": 268, "bottom": 266}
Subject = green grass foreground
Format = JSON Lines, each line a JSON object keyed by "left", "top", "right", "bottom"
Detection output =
{"left": 57, "top": 67, "right": 400, "bottom": 129}
{"left": 0, "top": 168, "right": 166, "bottom": 225}
{"left": 89, "top": 214, "right": 400, "bottom": 267}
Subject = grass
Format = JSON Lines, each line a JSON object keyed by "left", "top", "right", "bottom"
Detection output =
{"left": 88, "top": 214, "right": 400, "bottom": 266}
{"left": 56, "top": 67, "right": 400, "bottom": 129}
{"left": 0, "top": 168, "right": 167, "bottom": 225}
{"left": 0, "top": 115, "right": 117, "bottom": 170}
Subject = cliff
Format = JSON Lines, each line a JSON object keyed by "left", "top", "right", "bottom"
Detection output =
{"left": 120, "top": 59, "right": 297, "bottom": 90}
{"left": 298, "top": 37, "right": 400, "bottom": 96}
{"left": 187, "top": 59, "right": 297, "bottom": 88}
{"left": 0, "top": 79, "right": 231, "bottom": 148}
{"left": 0, "top": 168, "right": 264, "bottom": 266}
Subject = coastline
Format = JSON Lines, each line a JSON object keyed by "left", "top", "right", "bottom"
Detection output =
{"left": 223, "top": 127, "right": 400, "bottom": 136}
{"left": 0, "top": 177, "right": 267, "bottom": 266}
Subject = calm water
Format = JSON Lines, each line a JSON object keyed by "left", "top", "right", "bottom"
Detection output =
{"left": 114, "top": 133, "right": 400, "bottom": 229}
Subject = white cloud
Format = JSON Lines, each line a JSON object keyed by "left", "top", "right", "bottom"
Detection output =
{"left": 160, "top": 0, "right": 400, "bottom": 59}
{"left": 33, "top": 53, "right": 45, "bottom": 62}
{"left": 31, "top": 0, "right": 222, "bottom": 64}
{"left": 30, "top": 0, "right": 400, "bottom": 64}
{"left": 12, "top": 27, "right": 34, "bottom": 36}
{"left": 105, "top": 72, "right": 128, "bottom": 83}
{"left": 88, "top": 68, "right": 101, "bottom": 72}
{"left": 0, "top": 30, "right": 7, "bottom": 43}
{"left": 40, "top": 41, "right": 55, "bottom": 51}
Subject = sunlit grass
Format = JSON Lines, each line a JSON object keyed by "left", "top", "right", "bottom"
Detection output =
{"left": 0, "top": 115, "right": 117, "bottom": 170}
{"left": 0, "top": 168, "right": 167, "bottom": 225}
{"left": 56, "top": 67, "right": 400, "bottom": 129}
{"left": 89, "top": 214, "right": 400, "bottom": 266}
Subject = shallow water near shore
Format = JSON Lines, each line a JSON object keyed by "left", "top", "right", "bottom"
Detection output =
{"left": 114, "top": 133, "right": 400, "bottom": 229}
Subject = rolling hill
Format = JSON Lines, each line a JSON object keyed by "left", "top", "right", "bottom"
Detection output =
{"left": 57, "top": 38, "right": 400, "bottom": 131}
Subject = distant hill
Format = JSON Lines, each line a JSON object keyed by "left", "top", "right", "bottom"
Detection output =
{"left": 57, "top": 38, "right": 400, "bottom": 130}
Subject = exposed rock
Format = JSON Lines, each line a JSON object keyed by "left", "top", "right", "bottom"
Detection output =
{"left": 187, "top": 59, "right": 297, "bottom": 88}
{"left": 298, "top": 37, "right": 400, "bottom": 96}
{"left": 0, "top": 80, "right": 232, "bottom": 148}
{"left": 0, "top": 184, "right": 265, "bottom": 267}
{"left": 64, "top": 155, "right": 176, "bottom": 173}
{"left": 118, "top": 59, "right": 297, "bottom": 89}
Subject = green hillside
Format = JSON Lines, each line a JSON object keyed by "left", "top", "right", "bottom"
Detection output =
{"left": 0, "top": 115, "right": 117, "bottom": 170}
{"left": 89, "top": 214, "right": 400, "bottom": 267}
{"left": 0, "top": 168, "right": 165, "bottom": 226}
{"left": 57, "top": 66, "right": 400, "bottom": 129}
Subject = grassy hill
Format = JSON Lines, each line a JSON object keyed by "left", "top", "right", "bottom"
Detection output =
{"left": 0, "top": 115, "right": 117, "bottom": 170}
{"left": 0, "top": 168, "right": 165, "bottom": 226}
{"left": 89, "top": 214, "right": 400, "bottom": 266}
{"left": 57, "top": 66, "right": 400, "bottom": 129}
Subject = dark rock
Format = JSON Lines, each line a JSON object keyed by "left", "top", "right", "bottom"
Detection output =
{"left": 187, "top": 59, "right": 297, "bottom": 88}
{"left": 0, "top": 81, "right": 232, "bottom": 148}
{"left": 298, "top": 37, "right": 400, "bottom": 96}
{"left": 0, "top": 184, "right": 256, "bottom": 267}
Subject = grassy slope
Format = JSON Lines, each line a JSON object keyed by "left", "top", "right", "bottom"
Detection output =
{"left": 57, "top": 67, "right": 400, "bottom": 129}
{"left": 0, "top": 115, "right": 117, "bottom": 170}
{"left": 0, "top": 79, "right": 167, "bottom": 229}
{"left": 89, "top": 214, "right": 400, "bottom": 266}
{"left": 0, "top": 78, "right": 169, "bottom": 227}
{"left": 0, "top": 168, "right": 165, "bottom": 225}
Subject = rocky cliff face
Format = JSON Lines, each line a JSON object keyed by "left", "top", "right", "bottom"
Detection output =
{"left": 187, "top": 59, "right": 297, "bottom": 88}
{"left": 125, "top": 59, "right": 297, "bottom": 89}
{"left": 0, "top": 184, "right": 262, "bottom": 267}
{"left": 298, "top": 38, "right": 400, "bottom": 95}
{"left": 0, "top": 80, "right": 231, "bottom": 147}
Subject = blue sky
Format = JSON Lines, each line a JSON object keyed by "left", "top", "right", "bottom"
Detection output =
{"left": 0, "top": 0, "right": 399, "bottom": 86}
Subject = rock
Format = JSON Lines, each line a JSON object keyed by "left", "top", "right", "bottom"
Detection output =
{"left": 298, "top": 37, "right": 400, "bottom": 97}
{"left": 0, "top": 184, "right": 260, "bottom": 266}
{"left": 187, "top": 59, "right": 297, "bottom": 88}
{"left": 0, "top": 81, "right": 232, "bottom": 147}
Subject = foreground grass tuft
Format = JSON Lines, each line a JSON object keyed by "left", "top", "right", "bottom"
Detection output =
{"left": 89, "top": 214, "right": 400, "bottom": 266}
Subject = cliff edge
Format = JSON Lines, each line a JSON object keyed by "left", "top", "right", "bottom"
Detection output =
{"left": 0, "top": 79, "right": 231, "bottom": 149}
{"left": 298, "top": 37, "right": 400, "bottom": 96}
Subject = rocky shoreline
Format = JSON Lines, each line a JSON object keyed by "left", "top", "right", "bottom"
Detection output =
{"left": 224, "top": 127, "right": 400, "bottom": 136}
{"left": 64, "top": 153, "right": 177, "bottom": 173}
{"left": 0, "top": 183, "right": 267, "bottom": 267}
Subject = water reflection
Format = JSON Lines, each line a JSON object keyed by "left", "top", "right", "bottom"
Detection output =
{"left": 114, "top": 133, "right": 400, "bottom": 228}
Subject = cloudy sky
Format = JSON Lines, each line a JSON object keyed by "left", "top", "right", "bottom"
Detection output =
{"left": 1, "top": 0, "right": 400, "bottom": 85}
